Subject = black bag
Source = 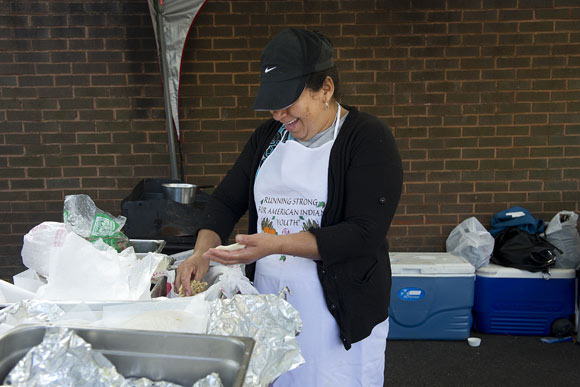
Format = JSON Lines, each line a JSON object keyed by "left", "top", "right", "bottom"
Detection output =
{"left": 491, "top": 226, "right": 561, "bottom": 273}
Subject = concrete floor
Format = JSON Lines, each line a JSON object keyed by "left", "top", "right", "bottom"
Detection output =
{"left": 384, "top": 333, "right": 579, "bottom": 386}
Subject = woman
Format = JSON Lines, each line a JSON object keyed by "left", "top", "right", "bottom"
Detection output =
{"left": 176, "top": 28, "right": 403, "bottom": 386}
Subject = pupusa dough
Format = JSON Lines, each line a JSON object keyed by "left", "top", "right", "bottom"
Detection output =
{"left": 215, "top": 242, "right": 246, "bottom": 251}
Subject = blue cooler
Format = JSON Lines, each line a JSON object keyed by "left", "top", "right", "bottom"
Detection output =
{"left": 473, "top": 264, "right": 576, "bottom": 335}
{"left": 388, "top": 252, "right": 476, "bottom": 340}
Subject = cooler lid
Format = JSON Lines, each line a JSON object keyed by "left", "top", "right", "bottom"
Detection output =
{"left": 476, "top": 263, "right": 576, "bottom": 279}
{"left": 389, "top": 252, "right": 475, "bottom": 276}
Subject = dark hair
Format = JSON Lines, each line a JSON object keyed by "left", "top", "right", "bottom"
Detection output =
{"left": 305, "top": 31, "right": 342, "bottom": 102}
{"left": 306, "top": 65, "right": 342, "bottom": 103}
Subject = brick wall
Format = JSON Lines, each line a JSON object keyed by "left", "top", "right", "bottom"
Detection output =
{"left": 1, "top": 0, "right": 579, "bottom": 280}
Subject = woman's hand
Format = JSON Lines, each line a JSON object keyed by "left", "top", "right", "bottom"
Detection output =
{"left": 203, "top": 231, "right": 321, "bottom": 264}
{"left": 174, "top": 252, "right": 210, "bottom": 296}
{"left": 174, "top": 229, "right": 221, "bottom": 296}
{"left": 203, "top": 233, "right": 280, "bottom": 265}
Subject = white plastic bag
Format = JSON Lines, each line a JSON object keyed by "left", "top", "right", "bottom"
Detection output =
{"left": 63, "top": 194, "right": 129, "bottom": 251}
{"left": 21, "top": 222, "right": 69, "bottom": 278}
{"left": 446, "top": 217, "right": 495, "bottom": 269}
{"left": 546, "top": 211, "right": 580, "bottom": 269}
{"left": 165, "top": 263, "right": 259, "bottom": 300}
{"left": 203, "top": 264, "right": 259, "bottom": 300}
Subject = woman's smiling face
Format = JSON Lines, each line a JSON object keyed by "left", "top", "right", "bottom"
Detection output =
{"left": 270, "top": 77, "right": 337, "bottom": 141}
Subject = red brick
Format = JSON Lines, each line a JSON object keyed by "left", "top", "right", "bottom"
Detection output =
{"left": 1, "top": 0, "right": 579, "bottom": 262}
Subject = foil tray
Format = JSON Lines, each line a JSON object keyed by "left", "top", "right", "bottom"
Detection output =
{"left": 0, "top": 324, "right": 254, "bottom": 387}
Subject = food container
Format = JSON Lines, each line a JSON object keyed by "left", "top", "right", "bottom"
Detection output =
{"left": 467, "top": 337, "right": 481, "bottom": 347}
{"left": 388, "top": 252, "right": 475, "bottom": 340}
{"left": 129, "top": 239, "right": 166, "bottom": 255}
{"left": 129, "top": 237, "right": 169, "bottom": 264}
{"left": 162, "top": 183, "right": 197, "bottom": 205}
{"left": 473, "top": 263, "right": 575, "bottom": 335}
{"left": 0, "top": 324, "right": 254, "bottom": 387}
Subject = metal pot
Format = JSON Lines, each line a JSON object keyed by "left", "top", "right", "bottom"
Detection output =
{"left": 161, "top": 183, "right": 197, "bottom": 204}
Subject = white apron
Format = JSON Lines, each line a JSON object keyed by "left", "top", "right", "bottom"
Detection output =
{"left": 254, "top": 105, "right": 389, "bottom": 387}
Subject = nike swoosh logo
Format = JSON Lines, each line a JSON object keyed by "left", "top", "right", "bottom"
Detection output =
{"left": 265, "top": 66, "right": 276, "bottom": 73}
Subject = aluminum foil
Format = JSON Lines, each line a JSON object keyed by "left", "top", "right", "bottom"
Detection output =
{"left": 4, "top": 326, "right": 126, "bottom": 387}
{"left": 208, "top": 291, "right": 304, "bottom": 386}
{"left": 125, "top": 379, "right": 185, "bottom": 387}
{"left": 0, "top": 299, "right": 65, "bottom": 328}
{"left": 192, "top": 373, "right": 223, "bottom": 387}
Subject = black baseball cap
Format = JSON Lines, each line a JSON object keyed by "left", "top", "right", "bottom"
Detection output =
{"left": 253, "top": 28, "right": 334, "bottom": 111}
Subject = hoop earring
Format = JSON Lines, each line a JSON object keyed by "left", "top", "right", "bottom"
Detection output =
{"left": 325, "top": 101, "right": 329, "bottom": 110}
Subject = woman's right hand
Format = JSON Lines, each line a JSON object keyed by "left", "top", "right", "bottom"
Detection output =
{"left": 174, "top": 252, "right": 210, "bottom": 297}
{"left": 173, "top": 229, "right": 222, "bottom": 296}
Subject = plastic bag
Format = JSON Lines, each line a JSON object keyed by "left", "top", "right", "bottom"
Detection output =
{"left": 203, "top": 264, "right": 259, "bottom": 300}
{"left": 21, "top": 221, "right": 69, "bottom": 278}
{"left": 165, "top": 263, "right": 259, "bottom": 300}
{"left": 63, "top": 194, "right": 129, "bottom": 252}
{"left": 491, "top": 227, "right": 559, "bottom": 273}
{"left": 446, "top": 217, "right": 495, "bottom": 269}
{"left": 545, "top": 211, "right": 580, "bottom": 270}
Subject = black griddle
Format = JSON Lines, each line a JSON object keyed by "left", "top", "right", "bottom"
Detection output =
{"left": 121, "top": 179, "right": 211, "bottom": 255}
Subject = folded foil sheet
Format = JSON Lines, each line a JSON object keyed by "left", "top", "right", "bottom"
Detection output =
{"left": 125, "top": 378, "right": 188, "bottom": 387}
{"left": 191, "top": 373, "right": 223, "bottom": 387}
{"left": 0, "top": 299, "right": 65, "bottom": 328}
{"left": 4, "top": 327, "right": 126, "bottom": 386}
{"left": 0, "top": 292, "right": 304, "bottom": 387}
{"left": 207, "top": 292, "right": 304, "bottom": 386}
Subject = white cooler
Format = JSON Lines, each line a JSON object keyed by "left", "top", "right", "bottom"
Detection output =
{"left": 388, "top": 252, "right": 475, "bottom": 340}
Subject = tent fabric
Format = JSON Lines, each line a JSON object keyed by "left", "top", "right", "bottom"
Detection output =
{"left": 147, "top": 0, "right": 206, "bottom": 142}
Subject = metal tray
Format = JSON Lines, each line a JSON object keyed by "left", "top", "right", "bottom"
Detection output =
{"left": 130, "top": 239, "right": 166, "bottom": 254}
{"left": 0, "top": 324, "right": 254, "bottom": 387}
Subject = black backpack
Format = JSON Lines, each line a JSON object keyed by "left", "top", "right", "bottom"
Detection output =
{"left": 491, "top": 226, "right": 561, "bottom": 273}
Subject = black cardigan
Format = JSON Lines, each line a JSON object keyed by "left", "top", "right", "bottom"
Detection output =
{"left": 199, "top": 106, "right": 403, "bottom": 349}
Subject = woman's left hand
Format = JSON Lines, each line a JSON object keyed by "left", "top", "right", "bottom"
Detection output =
{"left": 202, "top": 233, "right": 279, "bottom": 265}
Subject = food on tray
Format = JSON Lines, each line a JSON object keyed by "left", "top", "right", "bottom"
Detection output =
{"left": 178, "top": 280, "right": 208, "bottom": 297}
{"left": 215, "top": 242, "right": 246, "bottom": 251}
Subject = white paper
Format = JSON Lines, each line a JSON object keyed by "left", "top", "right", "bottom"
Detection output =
{"left": 35, "top": 232, "right": 162, "bottom": 302}
{"left": 95, "top": 296, "right": 209, "bottom": 334}
{"left": 0, "top": 280, "right": 35, "bottom": 303}
{"left": 12, "top": 269, "right": 46, "bottom": 293}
